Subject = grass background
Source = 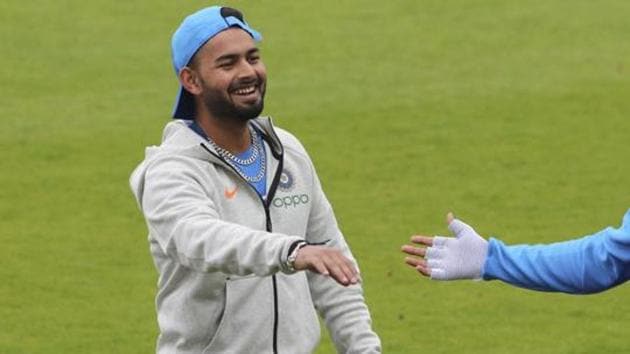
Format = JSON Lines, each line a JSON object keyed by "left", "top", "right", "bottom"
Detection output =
{"left": 1, "top": 0, "right": 629, "bottom": 353}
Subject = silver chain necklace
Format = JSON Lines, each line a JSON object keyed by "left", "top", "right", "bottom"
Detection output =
{"left": 207, "top": 128, "right": 266, "bottom": 183}
{"left": 209, "top": 128, "right": 261, "bottom": 165}
{"left": 234, "top": 145, "right": 266, "bottom": 183}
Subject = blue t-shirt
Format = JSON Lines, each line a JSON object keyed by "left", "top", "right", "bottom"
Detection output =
{"left": 230, "top": 134, "right": 267, "bottom": 198}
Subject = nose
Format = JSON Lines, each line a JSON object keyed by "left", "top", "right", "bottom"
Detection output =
{"left": 236, "top": 59, "right": 257, "bottom": 81}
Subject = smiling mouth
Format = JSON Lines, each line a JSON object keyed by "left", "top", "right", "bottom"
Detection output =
{"left": 232, "top": 85, "right": 257, "bottom": 96}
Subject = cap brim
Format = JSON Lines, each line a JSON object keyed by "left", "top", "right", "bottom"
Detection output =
{"left": 172, "top": 85, "right": 196, "bottom": 120}
{"left": 224, "top": 16, "right": 262, "bottom": 42}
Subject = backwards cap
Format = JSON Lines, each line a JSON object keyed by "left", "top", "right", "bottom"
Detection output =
{"left": 170, "top": 6, "right": 262, "bottom": 120}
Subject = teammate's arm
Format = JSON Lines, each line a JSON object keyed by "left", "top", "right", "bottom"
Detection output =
{"left": 402, "top": 210, "right": 630, "bottom": 294}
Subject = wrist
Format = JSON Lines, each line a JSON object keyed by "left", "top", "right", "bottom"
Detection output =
{"left": 285, "top": 240, "right": 308, "bottom": 272}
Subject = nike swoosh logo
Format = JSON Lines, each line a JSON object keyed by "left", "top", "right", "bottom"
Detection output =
{"left": 224, "top": 186, "right": 238, "bottom": 199}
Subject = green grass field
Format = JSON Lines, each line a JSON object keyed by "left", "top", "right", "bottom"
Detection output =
{"left": 2, "top": 1, "right": 629, "bottom": 353}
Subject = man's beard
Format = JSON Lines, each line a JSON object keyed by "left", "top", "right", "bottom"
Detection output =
{"left": 200, "top": 78, "right": 266, "bottom": 123}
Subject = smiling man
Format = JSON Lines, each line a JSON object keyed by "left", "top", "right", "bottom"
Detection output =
{"left": 129, "top": 6, "right": 380, "bottom": 354}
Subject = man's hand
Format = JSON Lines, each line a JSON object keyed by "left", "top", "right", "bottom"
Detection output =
{"left": 401, "top": 212, "right": 489, "bottom": 280}
{"left": 293, "top": 246, "right": 359, "bottom": 286}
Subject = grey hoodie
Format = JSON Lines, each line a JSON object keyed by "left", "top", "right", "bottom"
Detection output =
{"left": 130, "top": 118, "right": 381, "bottom": 354}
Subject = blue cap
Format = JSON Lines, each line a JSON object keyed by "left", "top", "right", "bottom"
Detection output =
{"left": 171, "top": 6, "right": 262, "bottom": 120}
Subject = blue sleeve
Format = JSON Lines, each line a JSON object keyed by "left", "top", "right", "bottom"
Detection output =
{"left": 481, "top": 209, "right": 630, "bottom": 294}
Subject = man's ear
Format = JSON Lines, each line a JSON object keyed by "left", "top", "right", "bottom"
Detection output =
{"left": 179, "top": 67, "right": 202, "bottom": 95}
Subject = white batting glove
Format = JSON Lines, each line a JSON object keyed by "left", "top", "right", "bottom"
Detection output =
{"left": 426, "top": 218, "right": 489, "bottom": 280}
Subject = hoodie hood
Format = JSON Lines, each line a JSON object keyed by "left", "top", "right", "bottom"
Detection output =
{"left": 129, "top": 117, "right": 282, "bottom": 208}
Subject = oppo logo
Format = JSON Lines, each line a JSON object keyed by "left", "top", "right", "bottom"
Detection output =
{"left": 272, "top": 194, "right": 310, "bottom": 209}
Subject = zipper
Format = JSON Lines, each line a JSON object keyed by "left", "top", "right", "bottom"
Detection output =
{"left": 200, "top": 140, "right": 284, "bottom": 354}
{"left": 266, "top": 157, "right": 283, "bottom": 354}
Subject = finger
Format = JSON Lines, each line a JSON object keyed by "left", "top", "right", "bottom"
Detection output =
{"left": 310, "top": 258, "right": 330, "bottom": 277}
{"left": 432, "top": 236, "right": 448, "bottom": 247}
{"left": 328, "top": 266, "right": 350, "bottom": 286}
{"left": 404, "top": 260, "right": 417, "bottom": 270}
{"left": 446, "top": 212, "right": 454, "bottom": 224}
{"left": 336, "top": 253, "right": 359, "bottom": 284}
{"left": 405, "top": 256, "right": 427, "bottom": 268}
{"left": 425, "top": 246, "right": 443, "bottom": 260}
{"left": 448, "top": 218, "right": 473, "bottom": 237}
{"left": 323, "top": 254, "right": 350, "bottom": 286}
{"left": 356, "top": 273, "right": 363, "bottom": 283}
{"left": 427, "top": 258, "right": 441, "bottom": 269}
{"left": 416, "top": 265, "right": 431, "bottom": 277}
{"left": 430, "top": 268, "right": 447, "bottom": 280}
{"left": 401, "top": 244, "right": 426, "bottom": 257}
{"left": 410, "top": 235, "right": 434, "bottom": 246}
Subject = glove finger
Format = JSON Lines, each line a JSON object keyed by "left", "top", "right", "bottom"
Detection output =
{"left": 425, "top": 246, "right": 443, "bottom": 260}
{"left": 448, "top": 219, "right": 474, "bottom": 238}
{"left": 432, "top": 236, "right": 448, "bottom": 247}
{"left": 427, "top": 258, "right": 441, "bottom": 269}
{"left": 430, "top": 268, "right": 447, "bottom": 280}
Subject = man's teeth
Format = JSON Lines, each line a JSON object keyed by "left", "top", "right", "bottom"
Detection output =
{"left": 234, "top": 86, "right": 256, "bottom": 95}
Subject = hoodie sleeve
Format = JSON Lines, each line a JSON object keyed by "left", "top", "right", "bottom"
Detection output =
{"left": 482, "top": 209, "right": 630, "bottom": 294}
{"left": 303, "top": 159, "right": 382, "bottom": 353}
{"left": 135, "top": 155, "right": 302, "bottom": 276}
